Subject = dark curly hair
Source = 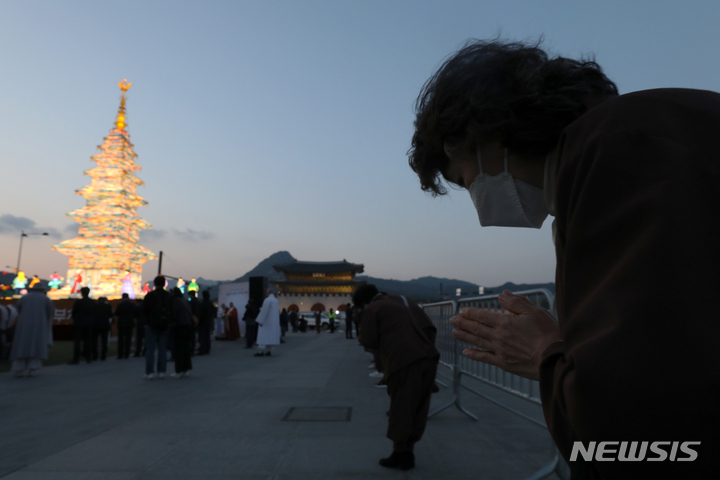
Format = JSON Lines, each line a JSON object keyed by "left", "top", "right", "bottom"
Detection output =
{"left": 409, "top": 39, "right": 618, "bottom": 195}
{"left": 352, "top": 284, "right": 379, "bottom": 308}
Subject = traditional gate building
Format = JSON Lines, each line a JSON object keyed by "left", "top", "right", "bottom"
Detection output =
{"left": 271, "top": 260, "right": 365, "bottom": 313}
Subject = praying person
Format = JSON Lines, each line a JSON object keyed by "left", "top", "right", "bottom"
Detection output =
{"left": 355, "top": 284, "right": 439, "bottom": 470}
{"left": 10, "top": 285, "right": 54, "bottom": 377}
{"left": 409, "top": 39, "right": 720, "bottom": 477}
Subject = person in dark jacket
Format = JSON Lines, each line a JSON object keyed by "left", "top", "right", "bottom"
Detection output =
{"left": 355, "top": 284, "right": 440, "bottom": 471}
{"left": 352, "top": 304, "right": 362, "bottom": 337}
{"left": 197, "top": 290, "right": 215, "bottom": 355}
{"left": 279, "top": 308, "right": 288, "bottom": 339}
{"left": 141, "top": 276, "right": 171, "bottom": 379}
{"left": 288, "top": 309, "right": 298, "bottom": 333}
{"left": 314, "top": 310, "right": 321, "bottom": 334}
{"left": 114, "top": 293, "right": 137, "bottom": 359}
{"left": 170, "top": 287, "right": 193, "bottom": 378}
{"left": 133, "top": 298, "right": 145, "bottom": 357}
{"left": 68, "top": 287, "right": 96, "bottom": 364}
{"left": 242, "top": 300, "right": 259, "bottom": 349}
{"left": 411, "top": 39, "right": 720, "bottom": 478}
{"left": 92, "top": 297, "right": 112, "bottom": 361}
{"left": 188, "top": 290, "right": 201, "bottom": 356}
{"left": 344, "top": 303, "right": 354, "bottom": 339}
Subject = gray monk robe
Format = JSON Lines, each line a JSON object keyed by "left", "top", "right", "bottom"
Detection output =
{"left": 360, "top": 294, "right": 439, "bottom": 452}
{"left": 540, "top": 89, "right": 720, "bottom": 479}
{"left": 11, "top": 290, "right": 54, "bottom": 371}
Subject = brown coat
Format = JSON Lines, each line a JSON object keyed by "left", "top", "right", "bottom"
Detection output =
{"left": 541, "top": 88, "right": 720, "bottom": 478}
{"left": 359, "top": 294, "right": 439, "bottom": 378}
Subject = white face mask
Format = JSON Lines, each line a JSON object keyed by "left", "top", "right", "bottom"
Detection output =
{"left": 468, "top": 148, "right": 548, "bottom": 228}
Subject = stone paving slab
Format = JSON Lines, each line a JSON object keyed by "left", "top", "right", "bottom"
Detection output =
{"left": 0, "top": 330, "right": 560, "bottom": 479}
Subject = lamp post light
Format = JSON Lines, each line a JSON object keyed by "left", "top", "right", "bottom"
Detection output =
{"left": 16, "top": 230, "right": 49, "bottom": 273}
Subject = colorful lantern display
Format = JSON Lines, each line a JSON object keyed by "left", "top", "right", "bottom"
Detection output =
{"left": 51, "top": 80, "right": 156, "bottom": 299}
{"left": 12, "top": 271, "right": 27, "bottom": 293}
{"left": 48, "top": 272, "right": 64, "bottom": 289}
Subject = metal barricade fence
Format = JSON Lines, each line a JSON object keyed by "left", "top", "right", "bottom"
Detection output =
{"left": 422, "top": 289, "right": 568, "bottom": 480}
{"left": 455, "top": 289, "right": 553, "bottom": 404}
{"left": 420, "top": 301, "right": 456, "bottom": 369}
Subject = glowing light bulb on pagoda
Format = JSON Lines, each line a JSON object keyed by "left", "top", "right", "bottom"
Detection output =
{"left": 51, "top": 80, "right": 156, "bottom": 299}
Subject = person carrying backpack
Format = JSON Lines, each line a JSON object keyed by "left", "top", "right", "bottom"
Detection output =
{"left": 141, "top": 276, "right": 173, "bottom": 380}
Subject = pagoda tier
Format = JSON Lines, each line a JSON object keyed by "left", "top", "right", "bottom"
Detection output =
{"left": 51, "top": 80, "right": 155, "bottom": 300}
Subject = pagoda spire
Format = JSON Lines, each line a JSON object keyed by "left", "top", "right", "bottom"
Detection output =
{"left": 115, "top": 79, "right": 132, "bottom": 131}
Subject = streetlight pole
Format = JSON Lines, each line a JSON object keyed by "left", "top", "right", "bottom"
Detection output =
{"left": 16, "top": 230, "right": 49, "bottom": 273}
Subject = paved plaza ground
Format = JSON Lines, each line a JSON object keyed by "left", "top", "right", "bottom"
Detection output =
{"left": 0, "top": 329, "right": 561, "bottom": 480}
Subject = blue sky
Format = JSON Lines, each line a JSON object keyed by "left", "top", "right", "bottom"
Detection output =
{"left": 2, "top": 1, "right": 719, "bottom": 286}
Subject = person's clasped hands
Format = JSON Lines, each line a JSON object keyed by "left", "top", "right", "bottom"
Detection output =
{"left": 449, "top": 290, "right": 562, "bottom": 381}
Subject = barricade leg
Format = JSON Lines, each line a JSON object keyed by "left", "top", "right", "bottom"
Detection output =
{"left": 428, "top": 367, "right": 478, "bottom": 421}
{"left": 522, "top": 442, "right": 568, "bottom": 480}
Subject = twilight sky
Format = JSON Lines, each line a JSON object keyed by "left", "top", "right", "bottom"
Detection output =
{"left": 1, "top": 1, "right": 719, "bottom": 287}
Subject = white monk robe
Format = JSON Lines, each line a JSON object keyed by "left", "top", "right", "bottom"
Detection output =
{"left": 11, "top": 289, "right": 54, "bottom": 376}
{"left": 255, "top": 294, "right": 280, "bottom": 352}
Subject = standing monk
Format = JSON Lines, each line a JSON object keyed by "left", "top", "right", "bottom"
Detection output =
{"left": 226, "top": 302, "right": 240, "bottom": 340}
{"left": 355, "top": 284, "right": 439, "bottom": 471}
{"left": 10, "top": 286, "right": 54, "bottom": 377}
{"left": 254, "top": 290, "right": 280, "bottom": 357}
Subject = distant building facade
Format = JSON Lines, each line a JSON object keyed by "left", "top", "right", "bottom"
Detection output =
{"left": 271, "top": 260, "right": 365, "bottom": 313}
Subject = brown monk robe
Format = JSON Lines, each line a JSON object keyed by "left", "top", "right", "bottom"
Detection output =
{"left": 541, "top": 88, "right": 720, "bottom": 479}
{"left": 225, "top": 303, "right": 241, "bottom": 340}
{"left": 359, "top": 291, "right": 440, "bottom": 469}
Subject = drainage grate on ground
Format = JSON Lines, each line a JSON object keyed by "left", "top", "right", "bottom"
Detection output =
{"left": 282, "top": 407, "right": 352, "bottom": 422}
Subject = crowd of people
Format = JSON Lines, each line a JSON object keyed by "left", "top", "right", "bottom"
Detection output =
{"left": 1, "top": 276, "right": 299, "bottom": 379}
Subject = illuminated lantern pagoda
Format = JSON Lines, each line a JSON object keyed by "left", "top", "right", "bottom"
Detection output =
{"left": 50, "top": 80, "right": 155, "bottom": 299}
